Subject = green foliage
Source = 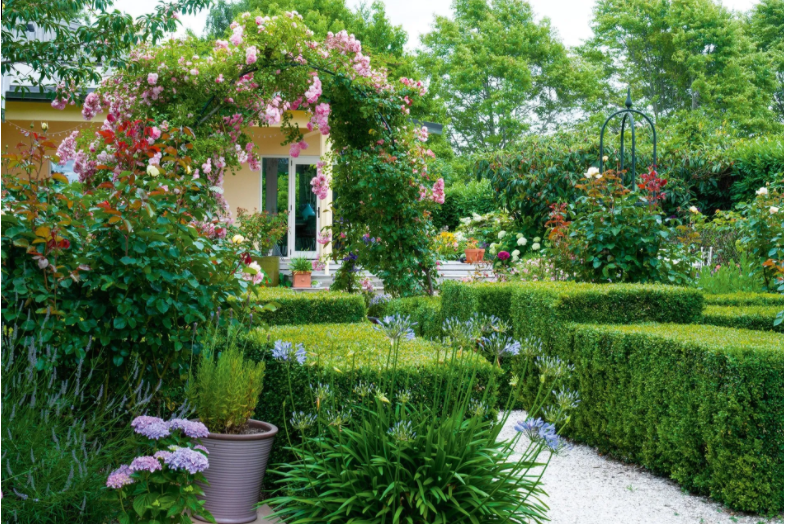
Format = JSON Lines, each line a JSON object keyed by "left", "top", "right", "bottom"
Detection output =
{"left": 747, "top": 0, "right": 784, "bottom": 119}
{"left": 236, "top": 208, "right": 289, "bottom": 255}
{"left": 288, "top": 257, "right": 313, "bottom": 273}
{"left": 1, "top": 127, "right": 247, "bottom": 377}
{"left": 418, "top": 0, "right": 601, "bottom": 153}
{"left": 431, "top": 179, "right": 497, "bottom": 231}
{"left": 694, "top": 252, "right": 766, "bottom": 294}
{"left": 583, "top": 0, "right": 779, "bottom": 131}
{"left": 522, "top": 322, "right": 783, "bottom": 513}
{"left": 1, "top": 324, "right": 149, "bottom": 524}
{"left": 735, "top": 186, "right": 784, "bottom": 289}
{"left": 1, "top": 0, "right": 212, "bottom": 93}
{"left": 508, "top": 281, "right": 705, "bottom": 344}
{"left": 702, "top": 292, "right": 783, "bottom": 307}
{"left": 699, "top": 305, "right": 784, "bottom": 333}
{"left": 249, "top": 287, "right": 366, "bottom": 325}
{"left": 242, "top": 322, "right": 503, "bottom": 466}
{"left": 263, "top": 316, "right": 574, "bottom": 523}
{"left": 383, "top": 296, "right": 442, "bottom": 339}
{"left": 441, "top": 281, "right": 521, "bottom": 324}
{"left": 188, "top": 327, "right": 265, "bottom": 434}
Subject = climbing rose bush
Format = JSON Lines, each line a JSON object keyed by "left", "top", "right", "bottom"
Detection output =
{"left": 55, "top": 9, "right": 442, "bottom": 295}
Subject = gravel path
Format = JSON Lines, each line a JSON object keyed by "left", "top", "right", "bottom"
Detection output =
{"left": 499, "top": 411, "right": 782, "bottom": 524}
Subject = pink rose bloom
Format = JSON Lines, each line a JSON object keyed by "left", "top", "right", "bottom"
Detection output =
{"left": 245, "top": 46, "right": 257, "bottom": 65}
{"left": 215, "top": 74, "right": 224, "bottom": 83}
{"left": 189, "top": 68, "right": 199, "bottom": 76}
{"left": 147, "top": 73, "right": 158, "bottom": 85}
{"left": 51, "top": 98, "right": 67, "bottom": 110}
{"left": 215, "top": 40, "right": 229, "bottom": 50}
{"left": 150, "top": 126, "right": 161, "bottom": 139}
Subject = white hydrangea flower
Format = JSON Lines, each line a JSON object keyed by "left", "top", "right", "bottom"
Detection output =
{"left": 517, "top": 237, "right": 527, "bottom": 246}
{"left": 497, "top": 230, "right": 506, "bottom": 239}
{"left": 512, "top": 249, "right": 520, "bottom": 258}
{"left": 531, "top": 243, "right": 541, "bottom": 251}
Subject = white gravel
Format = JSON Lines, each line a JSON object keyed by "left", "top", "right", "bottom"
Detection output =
{"left": 499, "top": 411, "right": 782, "bottom": 524}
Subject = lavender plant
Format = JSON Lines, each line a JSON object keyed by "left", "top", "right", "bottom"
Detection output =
{"left": 1, "top": 312, "right": 155, "bottom": 524}
{"left": 266, "top": 314, "right": 578, "bottom": 523}
{"left": 106, "top": 416, "right": 214, "bottom": 524}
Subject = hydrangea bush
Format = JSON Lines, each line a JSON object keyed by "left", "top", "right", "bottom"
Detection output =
{"left": 107, "top": 416, "right": 214, "bottom": 524}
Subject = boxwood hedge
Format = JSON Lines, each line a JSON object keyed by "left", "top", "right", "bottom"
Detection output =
{"left": 243, "top": 322, "right": 501, "bottom": 467}
{"left": 699, "top": 305, "right": 783, "bottom": 332}
{"left": 381, "top": 296, "right": 443, "bottom": 339}
{"left": 518, "top": 323, "right": 783, "bottom": 514}
{"left": 510, "top": 282, "right": 704, "bottom": 344}
{"left": 441, "top": 281, "right": 520, "bottom": 323}
{"left": 251, "top": 287, "right": 366, "bottom": 325}
{"left": 703, "top": 292, "right": 783, "bottom": 307}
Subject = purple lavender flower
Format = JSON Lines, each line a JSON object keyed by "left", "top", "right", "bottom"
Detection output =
{"left": 168, "top": 419, "right": 210, "bottom": 438}
{"left": 131, "top": 416, "right": 171, "bottom": 440}
{"left": 106, "top": 465, "right": 134, "bottom": 489}
{"left": 129, "top": 456, "right": 162, "bottom": 473}
{"left": 164, "top": 446, "right": 209, "bottom": 474}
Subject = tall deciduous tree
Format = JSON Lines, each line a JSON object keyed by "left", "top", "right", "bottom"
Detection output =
{"left": 417, "top": 0, "right": 598, "bottom": 155}
{"left": 583, "top": 0, "right": 779, "bottom": 131}
{"left": 2, "top": 0, "right": 212, "bottom": 93}
{"left": 747, "top": 0, "right": 784, "bottom": 121}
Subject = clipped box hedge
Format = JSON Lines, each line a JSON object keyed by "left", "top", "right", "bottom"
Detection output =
{"left": 251, "top": 287, "right": 366, "bottom": 325}
{"left": 703, "top": 292, "right": 783, "bottom": 307}
{"left": 519, "top": 322, "right": 783, "bottom": 513}
{"left": 699, "top": 305, "right": 783, "bottom": 332}
{"left": 243, "top": 322, "right": 501, "bottom": 466}
{"left": 383, "top": 296, "right": 442, "bottom": 339}
{"left": 441, "top": 281, "right": 521, "bottom": 323}
{"left": 510, "top": 282, "right": 704, "bottom": 344}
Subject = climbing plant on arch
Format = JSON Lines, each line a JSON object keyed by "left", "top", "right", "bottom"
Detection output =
{"left": 60, "top": 10, "right": 443, "bottom": 295}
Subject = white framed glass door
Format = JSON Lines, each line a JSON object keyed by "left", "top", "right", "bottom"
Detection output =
{"left": 289, "top": 156, "right": 320, "bottom": 258}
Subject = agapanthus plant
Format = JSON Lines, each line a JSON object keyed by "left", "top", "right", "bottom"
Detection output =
{"left": 107, "top": 416, "right": 214, "bottom": 524}
{"left": 267, "top": 314, "right": 578, "bottom": 523}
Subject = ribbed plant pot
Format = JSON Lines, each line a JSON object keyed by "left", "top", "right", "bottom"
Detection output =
{"left": 193, "top": 420, "right": 278, "bottom": 524}
{"left": 465, "top": 248, "right": 485, "bottom": 264}
{"left": 252, "top": 255, "right": 280, "bottom": 287}
{"left": 292, "top": 271, "right": 311, "bottom": 288}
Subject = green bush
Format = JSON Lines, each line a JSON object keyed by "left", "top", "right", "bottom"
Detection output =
{"left": 250, "top": 287, "right": 366, "bottom": 325}
{"left": 242, "top": 323, "right": 501, "bottom": 467}
{"left": 383, "top": 296, "right": 442, "bottom": 339}
{"left": 519, "top": 323, "right": 783, "bottom": 514}
{"left": 509, "top": 282, "right": 705, "bottom": 344}
{"left": 432, "top": 179, "right": 497, "bottom": 231}
{"left": 441, "top": 280, "right": 521, "bottom": 324}
{"left": 703, "top": 292, "right": 783, "bottom": 307}
{"left": 699, "top": 305, "right": 783, "bottom": 333}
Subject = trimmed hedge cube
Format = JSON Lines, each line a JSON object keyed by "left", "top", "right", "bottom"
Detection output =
{"left": 251, "top": 287, "right": 366, "bottom": 325}
{"left": 383, "top": 296, "right": 442, "bottom": 339}
{"left": 243, "top": 322, "right": 501, "bottom": 466}
{"left": 520, "top": 322, "right": 783, "bottom": 514}
{"left": 699, "top": 305, "right": 783, "bottom": 332}
{"left": 441, "top": 281, "right": 520, "bottom": 323}
{"left": 510, "top": 282, "right": 704, "bottom": 344}
{"left": 703, "top": 292, "right": 783, "bottom": 307}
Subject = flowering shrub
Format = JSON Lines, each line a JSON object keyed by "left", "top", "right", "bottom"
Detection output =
{"left": 736, "top": 185, "right": 784, "bottom": 289}
{"left": 108, "top": 416, "right": 213, "bottom": 523}
{"left": 1, "top": 127, "right": 250, "bottom": 376}
{"left": 266, "top": 315, "right": 578, "bottom": 523}
{"left": 433, "top": 230, "right": 463, "bottom": 260}
{"left": 235, "top": 207, "right": 289, "bottom": 256}
{"left": 55, "top": 10, "right": 441, "bottom": 296}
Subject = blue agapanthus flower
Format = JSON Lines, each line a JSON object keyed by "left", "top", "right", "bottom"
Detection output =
{"left": 374, "top": 314, "right": 416, "bottom": 342}
{"left": 514, "top": 417, "right": 564, "bottom": 452}
{"left": 272, "top": 340, "right": 307, "bottom": 364}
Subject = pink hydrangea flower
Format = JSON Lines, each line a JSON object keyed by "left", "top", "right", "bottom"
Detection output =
{"left": 106, "top": 465, "right": 134, "bottom": 489}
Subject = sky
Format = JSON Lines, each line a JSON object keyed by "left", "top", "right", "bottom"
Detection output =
{"left": 114, "top": 0, "right": 762, "bottom": 49}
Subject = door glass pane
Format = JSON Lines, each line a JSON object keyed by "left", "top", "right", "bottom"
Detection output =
{"left": 293, "top": 163, "right": 318, "bottom": 254}
{"left": 261, "top": 158, "right": 288, "bottom": 256}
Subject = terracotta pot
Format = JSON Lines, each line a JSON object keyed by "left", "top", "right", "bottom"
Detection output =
{"left": 464, "top": 248, "right": 485, "bottom": 264}
{"left": 193, "top": 420, "right": 278, "bottom": 524}
{"left": 292, "top": 271, "right": 311, "bottom": 288}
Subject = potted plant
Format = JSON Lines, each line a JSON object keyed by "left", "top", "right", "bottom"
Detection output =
{"left": 237, "top": 207, "right": 289, "bottom": 287}
{"left": 464, "top": 238, "right": 485, "bottom": 264}
{"left": 289, "top": 257, "right": 312, "bottom": 288}
{"left": 188, "top": 329, "right": 275, "bottom": 524}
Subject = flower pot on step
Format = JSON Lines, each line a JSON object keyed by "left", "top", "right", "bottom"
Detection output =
{"left": 293, "top": 271, "right": 311, "bottom": 288}
{"left": 464, "top": 248, "right": 485, "bottom": 264}
{"left": 193, "top": 420, "right": 278, "bottom": 524}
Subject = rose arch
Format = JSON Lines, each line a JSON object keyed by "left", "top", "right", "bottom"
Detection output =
{"left": 55, "top": 10, "right": 443, "bottom": 295}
